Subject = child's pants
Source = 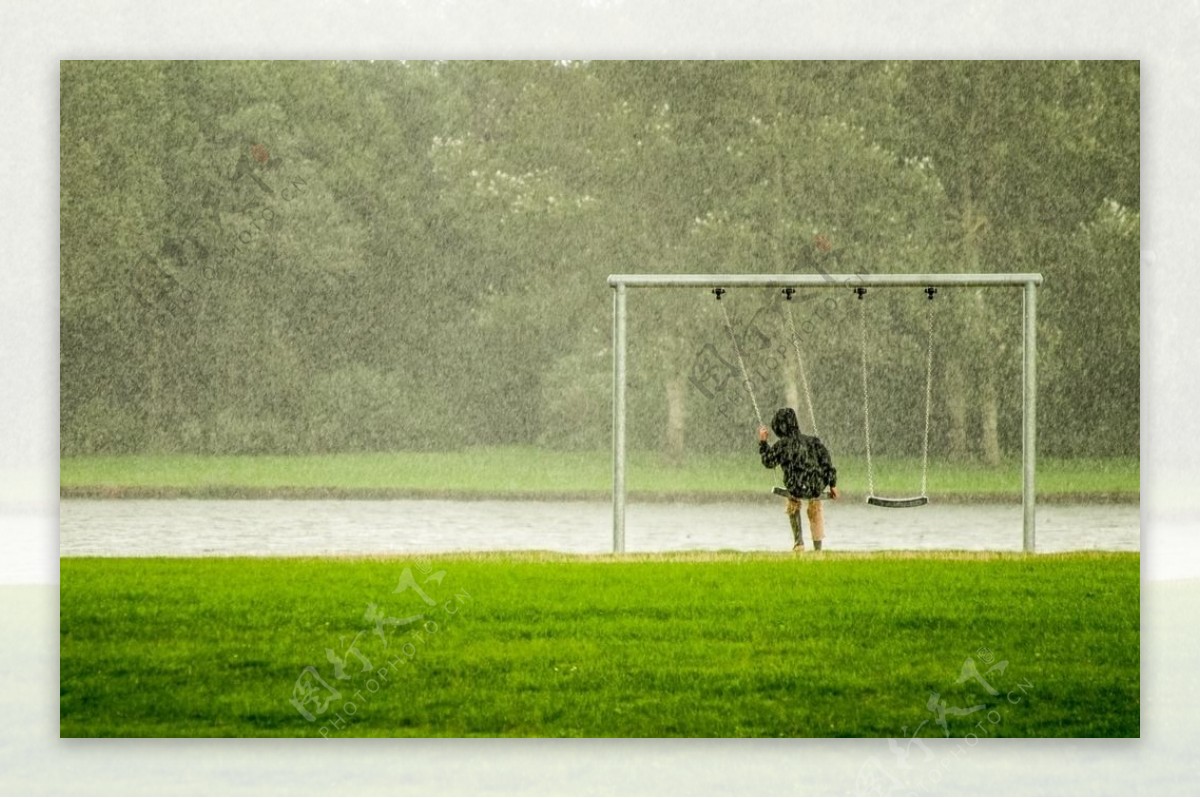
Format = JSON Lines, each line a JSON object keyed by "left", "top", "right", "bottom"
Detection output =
{"left": 786, "top": 497, "right": 825, "bottom": 545}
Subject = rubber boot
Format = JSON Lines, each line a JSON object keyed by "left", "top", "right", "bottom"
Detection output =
{"left": 788, "top": 512, "right": 804, "bottom": 552}
{"left": 806, "top": 500, "right": 825, "bottom": 552}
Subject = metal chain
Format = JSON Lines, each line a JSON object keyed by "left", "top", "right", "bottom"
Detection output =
{"left": 718, "top": 299, "right": 764, "bottom": 429}
{"left": 920, "top": 293, "right": 936, "bottom": 497}
{"left": 717, "top": 297, "right": 781, "bottom": 487}
{"left": 858, "top": 295, "right": 875, "bottom": 498}
{"left": 784, "top": 299, "right": 819, "bottom": 437}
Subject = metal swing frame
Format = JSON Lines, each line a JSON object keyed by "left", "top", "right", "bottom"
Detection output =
{"left": 607, "top": 273, "right": 1043, "bottom": 554}
{"left": 855, "top": 285, "right": 936, "bottom": 509}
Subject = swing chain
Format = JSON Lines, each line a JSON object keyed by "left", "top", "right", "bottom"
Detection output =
{"left": 716, "top": 293, "right": 782, "bottom": 488}
{"left": 783, "top": 296, "right": 819, "bottom": 437}
{"left": 717, "top": 295, "right": 764, "bottom": 429}
{"left": 857, "top": 291, "right": 876, "bottom": 498}
{"left": 920, "top": 288, "right": 936, "bottom": 497}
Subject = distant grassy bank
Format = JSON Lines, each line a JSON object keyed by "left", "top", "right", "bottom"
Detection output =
{"left": 59, "top": 449, "right": 1138, "bottom": 503}
{"left": 60, "top": 552, "right": 1140, "bottom": 737}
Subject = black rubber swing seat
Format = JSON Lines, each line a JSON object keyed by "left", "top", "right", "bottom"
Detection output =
{"left": 867, "top": 495, "right": 928, "bottom": 508}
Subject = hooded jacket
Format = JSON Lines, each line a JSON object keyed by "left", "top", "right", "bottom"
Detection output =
{"left": 759, "top": 407, "right": 837, "bottom": 499}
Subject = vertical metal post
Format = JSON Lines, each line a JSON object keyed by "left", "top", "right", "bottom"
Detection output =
{"left": 612, "top": 281, "right": 627, "bottom": 554}
{"left": 1022, "top": 280, "right": 1038, "bottom": 553}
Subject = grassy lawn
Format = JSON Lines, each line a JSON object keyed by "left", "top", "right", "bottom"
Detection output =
{"left": 59, "top": 449, "right": 1139, "bottom": 501}
{"left": 60, "top": 552, "right": 1140, "bottom": 737}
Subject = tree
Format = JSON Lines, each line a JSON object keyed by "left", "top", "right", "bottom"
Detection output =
{"left": 878, "top": 60, "right": 1138, "bottom": 463}
{"left": 60, "top": 61, "right": 1139, "bottom": 462}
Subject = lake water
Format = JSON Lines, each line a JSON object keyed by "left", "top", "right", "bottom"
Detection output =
{"left": 59, "top": 499, "right": 1140, "bottom": 556}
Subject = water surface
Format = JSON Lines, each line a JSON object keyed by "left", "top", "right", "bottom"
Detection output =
{"left": 59, "top": 499, "right": 1140, "bottom": 556}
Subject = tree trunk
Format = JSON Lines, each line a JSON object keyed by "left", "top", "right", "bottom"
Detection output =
{"left": 146, "top": 299, "right": 164, "bottom": 451}
{"left": 944, "top": 358, "right": 970, "bottom": 461}
{"left": 665, "top": 374, "right": 686, "bottom": 465}
{"left": 948, "top": 176, "right": 989, "bottom": 463}
{"left": 980, "top": 377, "right": 1002, "bottom": 466}
{"left": 773, "top": 121, "right": 809, "bottom": 435}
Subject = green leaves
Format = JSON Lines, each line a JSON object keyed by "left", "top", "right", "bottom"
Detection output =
{"left": 60, "top": 61, "right": 1139, "bottom": 459}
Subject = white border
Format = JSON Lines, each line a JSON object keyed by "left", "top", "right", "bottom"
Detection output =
{"left": 2, "top": 0, "right": 1192, "bottom": 794}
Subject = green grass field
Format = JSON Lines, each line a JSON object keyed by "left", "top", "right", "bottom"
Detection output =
{"left": 60, "top": 552, "right": 1139, "bottom": 738}
{"left": 59, "top": 449, "right": 1139, "bottom": 501}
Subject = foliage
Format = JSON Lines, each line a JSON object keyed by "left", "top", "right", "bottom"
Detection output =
{"left": 60, "top": 61, "right": 1139, "bottom": 459}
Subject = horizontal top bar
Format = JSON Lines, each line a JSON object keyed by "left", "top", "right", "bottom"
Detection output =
{"left": 608, "top": 273, "right": 1043, "bottom": 288}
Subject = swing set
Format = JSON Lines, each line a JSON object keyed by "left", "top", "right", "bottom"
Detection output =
{"left": 607, "top": 273, "right": 1043, "bottom": 554}
{"left": 712, "top": 283, "right": 936, "bottom": 509}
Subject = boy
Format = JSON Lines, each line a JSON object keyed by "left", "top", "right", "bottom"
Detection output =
{"left": 758, "top": 407, "right": 840, "bottom": 551}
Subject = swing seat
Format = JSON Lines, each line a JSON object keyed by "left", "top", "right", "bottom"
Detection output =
{"left": 867, "top": 495, "right": 928, "bottom": 508}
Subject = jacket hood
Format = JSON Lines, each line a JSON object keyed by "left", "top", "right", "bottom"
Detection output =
{"left": 771, "top": 407, "right": 800, "bottom": 438}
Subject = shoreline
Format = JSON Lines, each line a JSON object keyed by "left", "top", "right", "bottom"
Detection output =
{"left": 59, "top": 485, "right": 1140, "bottom": 504}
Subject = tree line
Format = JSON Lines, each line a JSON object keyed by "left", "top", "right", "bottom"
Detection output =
{"left": 60, "top": 60, "right": 1139, "bottom": 461}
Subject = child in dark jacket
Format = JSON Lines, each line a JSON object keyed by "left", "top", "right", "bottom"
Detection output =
{"left": 758, "top": 407, "right": 840, "bottom": 551}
